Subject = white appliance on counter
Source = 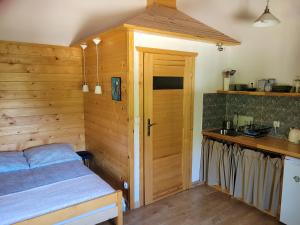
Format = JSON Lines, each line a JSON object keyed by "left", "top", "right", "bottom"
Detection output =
{"left": 280, "top": 157, "right": 300, "bottom": 225}
{"left": 288, "top": 128, "right": 300, "bottom": 144}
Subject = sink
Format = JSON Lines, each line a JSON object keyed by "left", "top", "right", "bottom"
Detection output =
{"left": 212, "top": 129, "right": 240, "bottom": 137}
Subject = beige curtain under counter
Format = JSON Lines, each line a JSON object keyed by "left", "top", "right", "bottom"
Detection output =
{"left": 220, "top": 144, "right": 231, "bottom": 191}
{"left": 234, "top": 150, "right": 265, "bottom": 206}
{"left": 200, "top": 137, "right": 210, "bottom": 182}
{"left": 207, "top": 141, "right": 223, "bottom": 186}
{"left": 229, "top": 144, "right": 242, "bottom": 196}
{"left": 262, "top": 157, "right": 283, "bottom": 215}
{"left": 200, "top": 138, "right": 283, "bottom": 217}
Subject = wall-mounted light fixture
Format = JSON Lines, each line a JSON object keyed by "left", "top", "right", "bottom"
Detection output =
{"left": 216, "top": 43, "right": 224, "bottom": 52}
{"left": 253, "top": 0, "right": 280, "bottom": 27}
{"left": 80, "top": 43, "right": 89, "bottom": 93}
{"left": 93, "top": 38, "right": 102, "bottom": 95}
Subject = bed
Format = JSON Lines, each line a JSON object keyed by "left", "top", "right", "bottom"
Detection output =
{"left": 0, "top": 144, "right": 123, "bottom": 225}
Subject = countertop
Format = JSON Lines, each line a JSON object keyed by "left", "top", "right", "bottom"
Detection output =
{"left": 202, "top": 130, "right": 300, "bottom": 159}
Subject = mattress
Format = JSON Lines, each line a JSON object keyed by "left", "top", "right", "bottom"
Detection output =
{"left": 0, "top": 161, "right": 116, "bottom": 225}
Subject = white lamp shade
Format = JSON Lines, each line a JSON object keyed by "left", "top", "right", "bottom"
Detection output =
{"left": 93, "top": 38, "right": 101, "bottom": 45}
{"left": 95, "top": 84, "right": 102, "bottom": 95}
{"left": 82, "top": 83, "right": 89, "bottom": 92}
{"left": 80, "top": 43, "right": 87, "bottom": 50}
{"left": 253, "top": 8, "right": 280, "bottom": 27}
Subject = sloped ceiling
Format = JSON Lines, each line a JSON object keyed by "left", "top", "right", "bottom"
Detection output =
{"left": 0, "top": 0, "right": 299, "bottom": 46}
{"left": 0, "top": 0, "right": 145, "bottom": 46}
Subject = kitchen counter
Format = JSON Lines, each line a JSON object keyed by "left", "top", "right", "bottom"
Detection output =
{"left": 202, "top": 130, "right": 300, "bottom": 159}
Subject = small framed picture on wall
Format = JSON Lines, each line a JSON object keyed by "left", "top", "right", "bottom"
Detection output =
{"left": 112, "top": 77, "right": 121, "bottom": 101}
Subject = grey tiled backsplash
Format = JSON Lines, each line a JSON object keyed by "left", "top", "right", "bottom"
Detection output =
{"left": 202, "top": 94, "right": 226, "bottom": 130}
{"left": 203, "top": 93, "right": 300, "bottom": 138}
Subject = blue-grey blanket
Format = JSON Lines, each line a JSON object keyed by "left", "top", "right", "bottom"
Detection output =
{"left": 0, "top": 161, "right": 90, "bottom": 196}
{"left": 0, "top": 161, "right": 115, "bottom": 225}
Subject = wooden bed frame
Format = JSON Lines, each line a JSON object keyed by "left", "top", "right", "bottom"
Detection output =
{"left": 14, "top": 190, "right": 123, "bottom": 225}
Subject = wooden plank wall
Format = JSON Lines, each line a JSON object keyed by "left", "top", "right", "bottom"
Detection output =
{"left": 0, "top": 41, "right": 85, "bottom": 151}
{"left": 84, "top": 29, "right": 130, "bottom": 193}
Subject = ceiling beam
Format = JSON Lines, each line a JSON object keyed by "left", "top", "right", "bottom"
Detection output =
{"left": 147, "top": 0, "right": 176, "bottom": 8}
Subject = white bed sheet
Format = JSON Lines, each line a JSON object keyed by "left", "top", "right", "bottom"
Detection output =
{"left": 0, "top": 173, "right": 115, "bottom": 225}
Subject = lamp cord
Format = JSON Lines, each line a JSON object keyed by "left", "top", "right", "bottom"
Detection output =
{"left": 95, "top": 44, "right": 100, "bottom": 84}
{"left": 82, "top": 49, "right": 87, "bottom": 83}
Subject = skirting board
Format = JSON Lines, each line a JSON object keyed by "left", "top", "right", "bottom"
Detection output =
{"left": 192, "top": 181, "right": 204, "bottom": 188}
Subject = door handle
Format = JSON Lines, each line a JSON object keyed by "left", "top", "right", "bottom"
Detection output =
{"left": 147, "top": 119, "right": 156, "bottom": 136}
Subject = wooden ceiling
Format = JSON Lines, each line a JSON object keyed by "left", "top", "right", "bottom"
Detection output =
{"left": 147, "top": 0, "right": 177, "bottom": 8}
{"left": 124, "top": 4, "right": 240, "bottom": 46}
{"left": 73, "top": 0, "right": 240, "bottom": 46}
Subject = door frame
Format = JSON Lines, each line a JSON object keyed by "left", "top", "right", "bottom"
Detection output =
{"left": 136, "top": 47, "right": 197, "bottom": 206}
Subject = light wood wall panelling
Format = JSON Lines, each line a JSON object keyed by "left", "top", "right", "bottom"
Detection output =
{"left": 0, "top": 73, "right": 82, "bottom": 82}
{"left": 0, "top": 41, "right": 85, "bottom": 151}
{"left": 127, "top": 30, "right": 135, "bottom": 209}
{"left": 0, "top": 90, "right": 82, "bottom": 100}
{"left": 0, "top": 41, "right": 81, "bottom": 57}
{"left": 82, "top": 30, "right": 130, "bottom": 203}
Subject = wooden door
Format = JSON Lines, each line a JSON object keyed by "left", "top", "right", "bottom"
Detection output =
{"left": 143, "top": 50, "right": 195, "bottom": 205}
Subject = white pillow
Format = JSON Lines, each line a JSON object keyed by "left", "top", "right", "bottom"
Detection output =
{"left": 24, "top": 144, "right": 81, "bottom": 168}
{"left": 0, "top": 151, "right": 29, "bottom": 173}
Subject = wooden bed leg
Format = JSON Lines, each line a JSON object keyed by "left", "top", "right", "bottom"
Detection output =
{"left": 114, "top": 191, "right": 123, "bottom": 225}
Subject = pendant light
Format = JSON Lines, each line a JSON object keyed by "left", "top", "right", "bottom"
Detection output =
{"left": 93, "top": 38, "right": 102, "bottom": 95}
{"left": 216, "top": 43, "right": 224, "bottom": 52}
{"left": 253, "top": 0, "right": 280, "bottom": 27}
{"left": 80, "top": 43, "right": 89, "bottom": 92}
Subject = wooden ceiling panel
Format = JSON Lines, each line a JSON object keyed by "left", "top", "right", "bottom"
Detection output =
{"left": 147, "top": 0, "right": 177, "bottom": 8}
{"left": 125, "top": 5, "right": 240, "bottom": 45}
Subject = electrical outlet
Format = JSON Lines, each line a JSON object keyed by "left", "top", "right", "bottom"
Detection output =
{"left": 273, "top": 121, "right": 280, "bottom": 128}
{"left": 234, "top": 115, "right": 253, "bottom": 127}
{"left": 123, "top": 181, "right": 129, "bottom": 190}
